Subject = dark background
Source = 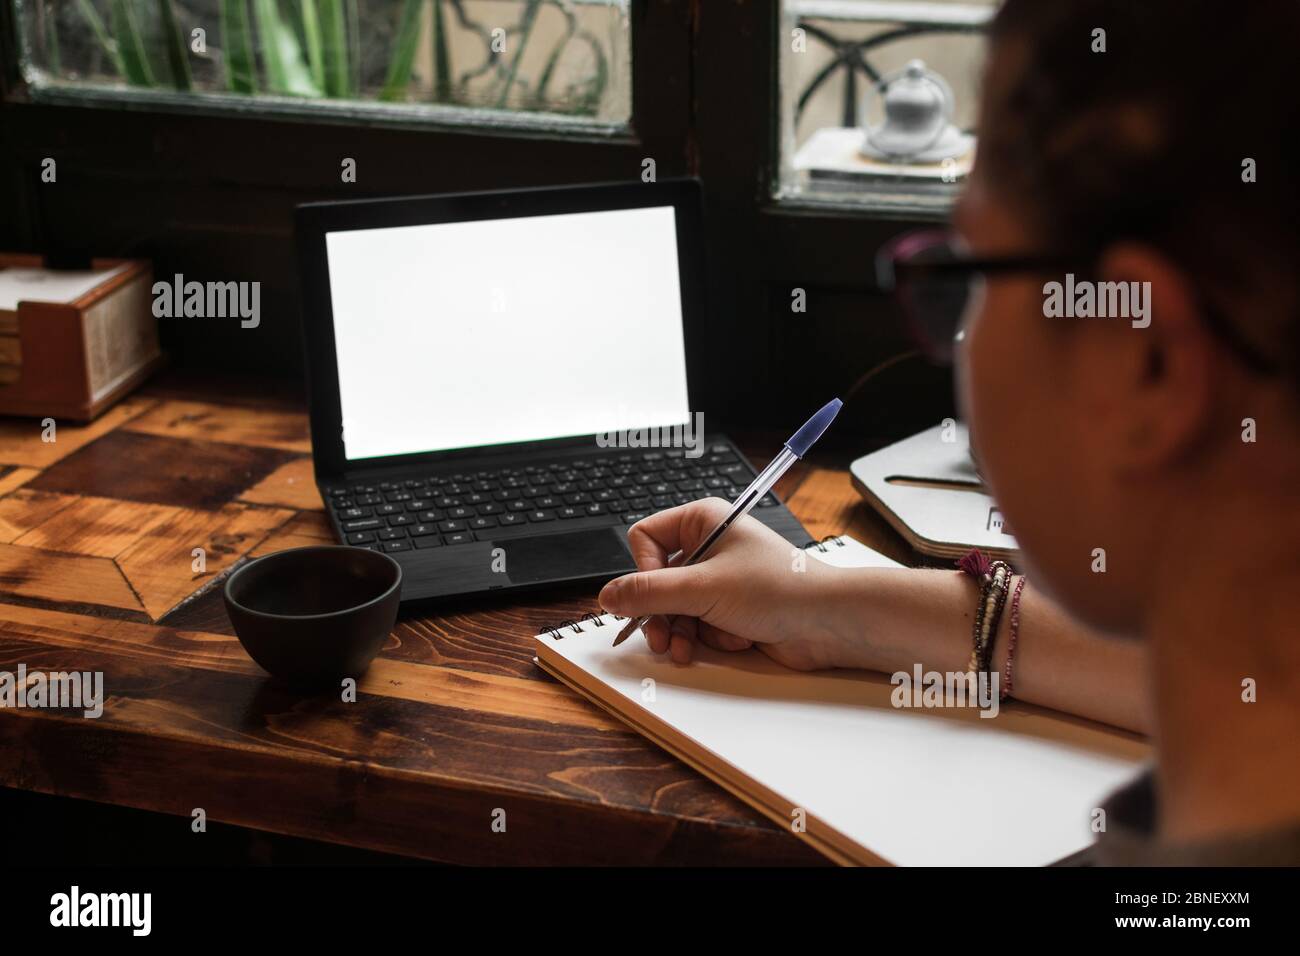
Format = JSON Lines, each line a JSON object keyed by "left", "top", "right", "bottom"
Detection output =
{"left": 0, "top": 0, "right": 956, "bottom": 452}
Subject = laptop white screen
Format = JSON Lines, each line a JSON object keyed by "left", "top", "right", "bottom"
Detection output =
{"left": 325, "top": 205, "right": 691, "bottom": 462}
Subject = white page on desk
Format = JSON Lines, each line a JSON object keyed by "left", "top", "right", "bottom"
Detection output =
{"left": 0, "top": 265, "right": 128, "bottom": 311}
{"left": 539, "top": 537, "right": 1145, "bottom": 866}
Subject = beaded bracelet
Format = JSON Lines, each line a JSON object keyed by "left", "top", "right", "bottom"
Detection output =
{"left": 1001, "top": 575, "right": 1027, "bottom": 701}
{"left": 957, "top": 550, "right": 1013, "bottom": 680}
{"left": 977, "top": 562, "right": 1012, "bottom": 674}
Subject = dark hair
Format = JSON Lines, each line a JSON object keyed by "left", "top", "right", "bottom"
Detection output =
{"left": 982, "top": 0, "right": 1300, "bottom": 383}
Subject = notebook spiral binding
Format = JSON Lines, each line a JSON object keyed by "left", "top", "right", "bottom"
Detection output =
{"left": 803, "top": 534, "right": 846, "bottom": 553}
{"left": 543, "top": 610, "right": 628, "bottom": 641}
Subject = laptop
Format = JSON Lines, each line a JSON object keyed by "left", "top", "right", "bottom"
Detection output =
{"left": 296, "top": 180, "right": 810, "bottom": 603}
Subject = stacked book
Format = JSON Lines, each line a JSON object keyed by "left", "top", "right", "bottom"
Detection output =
{"left": 0, "top": 256, "right": 163, "bottom": 420}
{"left": 0, "top": 303, "right": 17, "bottom": 384}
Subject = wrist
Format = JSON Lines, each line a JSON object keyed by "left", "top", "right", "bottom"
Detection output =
{"left": 814, "top": 566, "right": 904, "bottom": 671}
{"left": 819, "top": 566, "right": 977, "bottom": 674}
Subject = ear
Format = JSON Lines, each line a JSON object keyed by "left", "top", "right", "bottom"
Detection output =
{"left": 1090, "top": 242, "right": 1220, "bottom": 474}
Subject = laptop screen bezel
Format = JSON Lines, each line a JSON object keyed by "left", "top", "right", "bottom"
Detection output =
{"left": 296, "top": 179, "right": 707, "bottom": 480}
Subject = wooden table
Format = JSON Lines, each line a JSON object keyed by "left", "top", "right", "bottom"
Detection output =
{"left": 0, "top": 374, "right": 917, "bottom": 865}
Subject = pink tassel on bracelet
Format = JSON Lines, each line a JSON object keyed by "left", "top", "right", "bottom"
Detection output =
{"left": 957, "top": 548, "right": 993, "bottom": 580}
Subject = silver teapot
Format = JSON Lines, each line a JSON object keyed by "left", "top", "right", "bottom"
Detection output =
{"left": 861, "top": 59, "right": 971, "bottom": 163}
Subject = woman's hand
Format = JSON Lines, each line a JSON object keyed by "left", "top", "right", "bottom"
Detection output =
{"left": 597, "top": 498, "right": 866, "bottom": 669}
{"left": 598, "top": 500, "right": 1149, "bottom": 731}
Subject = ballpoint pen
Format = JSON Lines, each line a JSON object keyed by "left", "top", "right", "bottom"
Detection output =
{"left": 611, "top": 397, "right": 844, "bottom": 647}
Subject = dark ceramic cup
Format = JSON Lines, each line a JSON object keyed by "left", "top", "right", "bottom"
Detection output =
{"left": 224, "top": 546, "right": 401, "bottom": 690}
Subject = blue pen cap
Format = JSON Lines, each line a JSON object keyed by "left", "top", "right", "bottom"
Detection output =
{"left": 785, "top": 398, "right": 843, "bottom": 458}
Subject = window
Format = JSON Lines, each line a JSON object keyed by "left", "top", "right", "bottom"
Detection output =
{"left": 13, "top": 0, "right": 631, "bottom": 127}
{"left": 778, "top": 0, "right": 994, "bottom": 214}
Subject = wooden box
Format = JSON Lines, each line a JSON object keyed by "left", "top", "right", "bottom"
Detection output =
{"left": 0, "top": 254, "right": 164, "bottom": 421}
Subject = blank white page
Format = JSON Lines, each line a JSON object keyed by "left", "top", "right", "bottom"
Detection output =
{"left": 535, "top": 536, "right": 1147, "bottom": 866}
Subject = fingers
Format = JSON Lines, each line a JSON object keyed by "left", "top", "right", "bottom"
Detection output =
{"left": 622, "top": 498, "right": 734, "bottom": 572}
{"left": 600, "top": 501, "right": 740, "bottom": 619}
{"left": 643, "top": 614, "right": 672, "bottom": 654}
{"left": 643, "top": 616, "right": 750, "bottom": 661}
{"left": 602, "top": 499, "right": 756, "bottom": 664}
{"left": 697, "top": 621, "right": 753, "bottom": 653}
{"left": 599, "top": 564, "right": 717, "bottom": 620}
{"left": 668, "top": 615, "right": 696, "bottom": 664}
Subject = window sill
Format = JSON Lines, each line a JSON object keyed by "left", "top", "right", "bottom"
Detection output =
{"left": 17, "top": 81, "right": 634, "bottom": 142}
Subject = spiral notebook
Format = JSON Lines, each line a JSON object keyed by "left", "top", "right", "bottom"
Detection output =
{"left": 533, "top": 534, "right": 1149, "bottom": 866}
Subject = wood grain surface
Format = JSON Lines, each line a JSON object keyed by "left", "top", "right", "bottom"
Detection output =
{"left": 0, "top": 376, "right": 915, "bottom": 865}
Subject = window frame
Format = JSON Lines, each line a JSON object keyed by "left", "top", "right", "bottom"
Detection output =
{"left": 0, "top": 0, "right": 692, "bottom": 195}
{"left": 4, "top": 0, "right": 648, "bottom": 132}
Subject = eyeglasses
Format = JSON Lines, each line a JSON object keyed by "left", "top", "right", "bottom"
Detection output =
{"left": 876, "top": 229, "right": 1282, "bottom": 374}
{"left": 875, "top": 230, "right": 1077, "bottom": 365}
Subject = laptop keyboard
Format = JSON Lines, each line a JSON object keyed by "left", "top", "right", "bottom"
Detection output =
{"left": 324, "top": 444, "right": 779, "bottom": 554}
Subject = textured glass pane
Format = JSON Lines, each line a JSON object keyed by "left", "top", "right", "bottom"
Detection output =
{"left": 779, "top": 0, "right": 995, "bottom": 213}
{"left": 13, "top": 0, "right": 630, "bottom": 125}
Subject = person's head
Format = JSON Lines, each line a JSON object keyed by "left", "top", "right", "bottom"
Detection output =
{"left": 953, "top": 0, "right": 1300, "bottom": 634}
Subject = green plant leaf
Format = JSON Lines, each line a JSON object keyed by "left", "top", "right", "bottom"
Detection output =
{"left": 379, "top": 0, "right": 423, "bottom": 102}
{"left": 220, "top": 0, "right": 257, "bottom": 93}
{"left": 346, "top": 0, "right": 360, "bottom": 97}
{"left": 299, "top": 0, "right": 325, "bottom": 91}
{"left": 253, "top": 0, "right": 321, "bottom": 97}
{"left": 497, "top": 0, "right": 541, "bottom": 109}
{"left": 317, "top": 0, "right": 349, "bottom": 97}
{"left": 110, "top": 0, "right": 156, "bottom": 86}
{"left": 430, "top": 0, "right": 450, "bottom": 102}
{"left": 156, "top": 0, "right": 192, "bottom": 90}
{"left": 74, "top": 0, "right": 126, "bottom": 76}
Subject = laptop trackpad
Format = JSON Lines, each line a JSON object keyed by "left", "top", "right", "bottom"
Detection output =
{"left": 504, "top": 528, "right": 636, "bottom": 586}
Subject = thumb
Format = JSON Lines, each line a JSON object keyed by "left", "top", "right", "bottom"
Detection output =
{"left": 599, "top": 566, "right": 716, "bottom": 619}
